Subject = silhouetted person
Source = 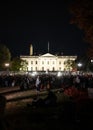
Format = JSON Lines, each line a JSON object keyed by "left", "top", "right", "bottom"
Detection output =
{"left": 44, "top": 89, "right": 57, "bottom": 106}
{"left": 27, "top": 89, "right": 57, "bottom": 107}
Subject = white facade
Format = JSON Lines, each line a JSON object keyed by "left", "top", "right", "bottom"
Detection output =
{"left": 20, "top": 53, "right": 77, "bottom": 71}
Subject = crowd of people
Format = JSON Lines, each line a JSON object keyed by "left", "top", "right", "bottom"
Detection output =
{"left": 0, "top": 73, "right": 93, "bottom": 90}
{"left": 0, "top": 73, "right": 93, "bottom": 129}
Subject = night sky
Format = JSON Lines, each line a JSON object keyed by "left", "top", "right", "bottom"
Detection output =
{"left": 0, "top": 1, "right": 88, "bottom": 57}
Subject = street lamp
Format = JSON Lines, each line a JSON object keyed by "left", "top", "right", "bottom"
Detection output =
{"left": 77, "top": 63, "right": 82, "bottom": 67}
{"left": 77, "top": 63, "right": 83, "bottom": 73}
{"left": 90, "top": 60, "right": 93, "bottom": 72}
{"left": 4, "top": 63, "right": 10, "bottom": 75}
{"left": 5, "top": 63, "right": 10, "bottom": 67}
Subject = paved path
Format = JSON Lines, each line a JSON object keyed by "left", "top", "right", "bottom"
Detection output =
{"left": 0, "top": 86, "right": 20, "bottom": 94}
{"left": 0, "top": 86, "right": 62, "bottom": 102}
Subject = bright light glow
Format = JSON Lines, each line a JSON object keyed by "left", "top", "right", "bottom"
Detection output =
{"left": 91, "top": 60, "right": 93, "bottom": 63}
{"left": 46, "top": 70, "right": 48, "bottom": 74}
{"left": 57, "top": 71, "right": 62, "bottom": 77}
{"left": 77, "top": 63, "right": 82, "bottom": 67}
{"left": 5, "top": 63, "right": 10, "bottom": 67}
{"left": 31, "top": 71, "right": 38, "bottom": 76}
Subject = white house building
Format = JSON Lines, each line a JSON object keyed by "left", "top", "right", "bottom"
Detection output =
{"left": 20, "top": 44, "right": 77, "bottom": 72}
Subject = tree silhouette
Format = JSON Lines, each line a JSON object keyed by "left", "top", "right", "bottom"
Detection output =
{"left": 69, "top": 0, "right": 93, "bottom": 58}
{"left": 0, "top": 44, "right": 11, "bottom": 70}
{"left": 11, "top": 57, "right": 28, "bottom": 71}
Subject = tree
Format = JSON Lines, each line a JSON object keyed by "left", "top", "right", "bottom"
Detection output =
{"left": 69, "top": 0, "right": 93, "bottom": 58}
{"left": 20, "top": 59, "right": 28, "bottom": 71}
{"left": 0, "top": 44, "right": 11, "bottom": 70}
{"left": 11, "top": 57, "right": 28, "bottom": 71}
{"left": 64, "top": 59, "right": 76, "bottom": 71}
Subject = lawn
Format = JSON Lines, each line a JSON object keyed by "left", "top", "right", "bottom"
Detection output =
{"left": 1, "top": 88, "right": 93, "bottom": 130}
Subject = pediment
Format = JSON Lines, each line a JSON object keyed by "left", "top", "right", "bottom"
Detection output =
{"left": 41, "top": 53, "right": 56, "bottom": 57}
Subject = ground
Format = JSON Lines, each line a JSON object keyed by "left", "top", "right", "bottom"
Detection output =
{"left": 0, "top": 86, "right": 93, "bottom": 130}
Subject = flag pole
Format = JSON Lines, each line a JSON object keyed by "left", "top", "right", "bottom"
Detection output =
{"left": 48, "top": 41, "right": 49, "bottom": 53}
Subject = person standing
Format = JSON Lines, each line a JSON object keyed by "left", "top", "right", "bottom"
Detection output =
{"left": 35, "top": 76, "right": 41, "bottom": 95}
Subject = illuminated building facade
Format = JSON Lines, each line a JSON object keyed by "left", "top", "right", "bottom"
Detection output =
{"left": 20, "top": 44, "right": 77, "bottom": 71}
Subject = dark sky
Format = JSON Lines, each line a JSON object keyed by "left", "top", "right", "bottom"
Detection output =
{"left": 0, "top": 1, "right": 88, "bottom": 57}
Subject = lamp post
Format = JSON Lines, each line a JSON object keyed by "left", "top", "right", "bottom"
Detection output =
{"left": 77, "top": 63, "right": 82, "bottom": 67}
{"left": 77, "top": 63, "right": 82, "bottom": 73}
{"left": 90, "top": 60, "right": 93, "bottom": 72}
{"left": 5, "top": 63, "right": 10, "bottom": 68}
{"left": 4, "top": 63, "right": 10, "bottom": 75}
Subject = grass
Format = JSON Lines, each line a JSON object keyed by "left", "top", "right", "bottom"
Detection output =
{"left": 4, "top": 91, "right": 72, "bottom": 129}
{"left": 1, "top": 88, "right": 93, "bottom": 130}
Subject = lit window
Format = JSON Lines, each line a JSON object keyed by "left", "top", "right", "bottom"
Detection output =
{"left": 31, "top": 61, "right": 33, "bottom": 64}
{"left": 52, "top": 67, "right": 55, "bottom": 71}
{"left": 47, "top": 61, "right": 49, "bottom": 64}
{"left": 42, "top": 67, "right": 44, "bottom": 71}
{"left": 42, "top": 61, "right": 44, "bottom": 64}
{"left": 59, "top": 61, "right": 61, "bottom": 64}
{"left": 53, "top": 61, "right": 55, "bottom": 64}
{"left": 35, "top": 67, "right": 37, "bottom": 71}
{"left": 59, "top": 67, "right": 61, "bottom": 70}
{"left": 31, "top": 67, "right": 33, "bottom": 71}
